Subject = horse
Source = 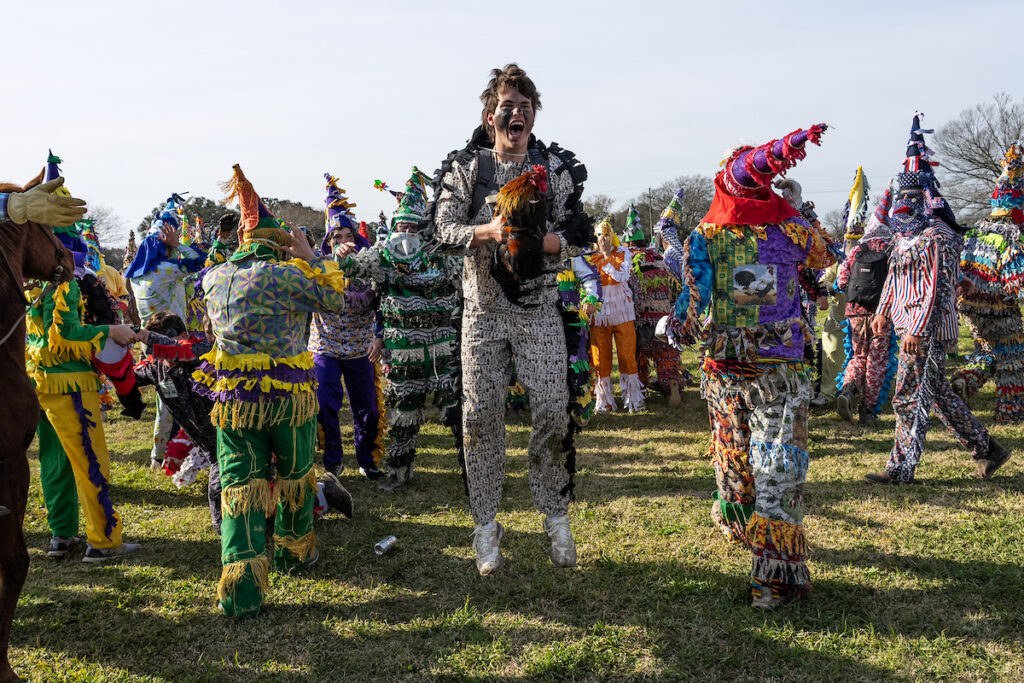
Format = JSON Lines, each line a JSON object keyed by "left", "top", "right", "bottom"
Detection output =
{"left": 0, "top": 172, "right": 74, "bottom": 683}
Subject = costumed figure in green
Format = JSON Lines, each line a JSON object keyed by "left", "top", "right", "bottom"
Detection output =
{"left": 336, "top": 168, "right": 463, "bottom": 491}
{"left": 195, "top": 165, "right": 349, "bottom": 617}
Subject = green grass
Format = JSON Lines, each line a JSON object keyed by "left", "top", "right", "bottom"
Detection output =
{"left": 10, "top": 332, "right": 1024, "bottom": 681}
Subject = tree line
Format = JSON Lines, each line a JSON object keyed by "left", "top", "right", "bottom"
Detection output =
{"left": 86, "top": 93, "right": 1024, "bottom": 257}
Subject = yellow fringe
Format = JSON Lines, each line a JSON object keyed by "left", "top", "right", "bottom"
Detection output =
{"left": 208, "top": 394, "right": 317, "bottom": 430}
{"left": 26, "top": 313, "right": 45, "bottom": 339}
{"left": 217, "top": 556, "right": 269, "bottom": 602}
{"left": 198, "top": 347, "right": 313, "bottom": 372}
{"left": 192, "top": 371, "right": 316, "bottom": 395}
{"left": 32, "top": 370, "right": 99, "bottom": 395}
{"left": 273, "top": 531, "right": 316, "bottom": 563}
{"left": 746, "top": 513, "right": 807, "bottom": 556}
{"left": 285, "top": 258, "right": 348, "bottom": 296}
{"left": 276, "top": 469, "right": 318, "bottom": 512}
{"left": 371, "top": 363, "right": 387, "bottom": 465}
{"left": 45, "top": 282, "right": 105, "bottom": 360}
{"left": 221, "top": 478, "right": 276, "bottom": 518}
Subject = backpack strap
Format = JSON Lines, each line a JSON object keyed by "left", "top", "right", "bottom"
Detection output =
{"left": 469, "top": 149, "right": 496, "bottom": 219}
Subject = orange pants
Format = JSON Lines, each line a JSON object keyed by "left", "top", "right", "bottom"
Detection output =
{"left": 589, "top": 322, "right": 638, "bottom": 378}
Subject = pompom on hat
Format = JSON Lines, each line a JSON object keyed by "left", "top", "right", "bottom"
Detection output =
{"left": 991, "top": 141, "right": 1024, "bottom": 224}
{"left": 220, "top": 164, "right": 289, "bottom": 261}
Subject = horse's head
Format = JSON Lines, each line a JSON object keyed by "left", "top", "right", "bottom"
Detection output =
{"left": 0, "top": 171, "right": 74, "bottom": 284}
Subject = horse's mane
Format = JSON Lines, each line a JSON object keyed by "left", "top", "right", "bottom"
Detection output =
{"left": 0, "top": 168, "right": 45, "bottom": 193}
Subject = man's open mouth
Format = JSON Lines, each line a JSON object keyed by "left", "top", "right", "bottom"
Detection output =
{"left": 509, "top": 120, "right": 525, "bottom": 136}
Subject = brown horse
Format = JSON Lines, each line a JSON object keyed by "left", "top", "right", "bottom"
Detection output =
{"left": 0, "top": 173, "right": 74, "bottom": 683}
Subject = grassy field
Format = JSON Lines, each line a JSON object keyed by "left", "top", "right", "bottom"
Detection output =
{"left": 9, "top": 337, "right": 1024, "bottom": 681}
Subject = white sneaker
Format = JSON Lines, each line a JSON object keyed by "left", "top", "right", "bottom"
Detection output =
{"left": 543, "top": 515, "right": 577, "bottom": 568}
{"left": 471, "top": 521, "right": 503, "bottom": 575}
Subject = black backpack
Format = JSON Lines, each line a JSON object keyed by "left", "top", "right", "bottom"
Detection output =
{"left": 846, "top": 247, "right": 890, "bottom": 310}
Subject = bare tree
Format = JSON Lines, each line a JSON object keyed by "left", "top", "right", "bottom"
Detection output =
{"left": 582, "top": 192, "right": 615, "bottom": 220}
{"left": 821, "top": 208, "right": 845, "bottom": 240}
{"left": 934, "top": 93, "right": 1024, "bottom": 225}
{"left": 86, "top": 203, "right": 129, "bottom": 248}
{"left": 630, "top": 175, "right": 714, "bottom": 239}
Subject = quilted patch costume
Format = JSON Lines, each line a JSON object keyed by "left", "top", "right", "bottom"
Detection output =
{"left": 952, "top": 142, "right": 1024, "bottom": 423}
{"left": 309, "top": 174, "right": 385, "bottom": 476}
{"left": 835, "top": 169, "right": 898, "bottom": 422}
{"left": 872, "top": 115, "right": 1004, "bottom": 484}
{"left": 632, "top": 198, "right": 688, "bottom": 398}
{"left": 337, "top": 168, "right": 462, "bottom": 490}
{"left": 668, "top": 124, "right": 829, "bottom": 608}
{"left": 125, "top": 192, "right": 205, "bottom": 467}
{"left": 195, "top": 165, "right": 348, "bottom": 617}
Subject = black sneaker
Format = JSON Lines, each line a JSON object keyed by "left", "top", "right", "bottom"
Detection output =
{"left": 47, "top": 536, "right": 80, "bottom": 559}
{"left": 358, "top": 465, "right": 384, "bottom": 481}
{"left": 82, "top": 542, "right": 141, "bottom": 563}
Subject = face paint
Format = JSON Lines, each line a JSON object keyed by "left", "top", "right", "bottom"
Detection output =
{"left": 495, "top": 107, "right": 514, "bottom": 133}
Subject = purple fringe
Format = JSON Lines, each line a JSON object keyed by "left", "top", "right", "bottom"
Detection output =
{"left": 195, "top": 361, "right": 314, "bottom": 384}
{"left": 70, "top": 392, "right": 117, "bottom": 539}
{"left": 192, "top": 382, "right": 307, "bottom": 404}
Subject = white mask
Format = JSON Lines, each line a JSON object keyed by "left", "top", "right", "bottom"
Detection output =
{"left": 388, "top": 231, "right": 422, "bottom": 260}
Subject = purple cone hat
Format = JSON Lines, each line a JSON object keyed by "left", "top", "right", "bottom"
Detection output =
{"left": 722, "top": 124, "right": 828, "bottom": 197}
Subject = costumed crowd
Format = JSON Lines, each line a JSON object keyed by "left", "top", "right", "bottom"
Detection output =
{"left": 4, "top": 65, "right": 1022, "bottom": 615}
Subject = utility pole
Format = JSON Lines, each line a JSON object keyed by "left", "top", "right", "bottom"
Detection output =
{"left": 647, "top": 187, "right": 654, "bottom": 233}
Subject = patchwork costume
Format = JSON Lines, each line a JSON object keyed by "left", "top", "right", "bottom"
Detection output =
{"left": 871, "top": 115, "right": 1005, "bottom": 484}
{"left": 629, "top": 221, "right": 686, "bottom": 397}
{"left": 835, "top": 169, "right": 898, "bottom": 422}
{"left": 195, "top": 165, "right": 348, "bottom": 617}
{"left": 310, "top": 174, "right": 385, "bottom": 476}
{"left": 952, "top": 143, "right": 1024, "bottom": 423}
{"left": 668, "top": 124, "right": 829, "bottom": 608}
{"left": 125, "top": 194, "right": 205, "bottom": 467}
{"left": 339, "top": 168, "right": 462, "bottom": 490}
{"left": 587, "top": 217, "right": 644, "bottom": 413}
{"left": 432, "top": 126, "right": 592, "bottom": 568}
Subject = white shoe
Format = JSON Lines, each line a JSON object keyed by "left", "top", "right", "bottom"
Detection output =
{"left": 472, "top": 521, "right": 503, "bottom": 576}
{"left": 543, "top": 515, "right": 577, "bottom": 568}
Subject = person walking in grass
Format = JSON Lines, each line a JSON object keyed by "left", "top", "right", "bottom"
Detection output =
{"left": 668, "top": 123, "right": 830, "bottom": 608}
{"left": 865, "top": 115, "right": 1010, "bottom": 485}
{"left": 195, "top": 165, "right": 349, "bottom": 617}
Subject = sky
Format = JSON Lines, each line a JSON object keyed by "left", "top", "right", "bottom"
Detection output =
{"left": 3, "top": 0, "right": 1018, "bottom": 247}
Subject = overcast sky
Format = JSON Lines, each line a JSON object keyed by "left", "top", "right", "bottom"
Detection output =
{"left": 3, "top": 0, "right": 1017, "bottom": 246}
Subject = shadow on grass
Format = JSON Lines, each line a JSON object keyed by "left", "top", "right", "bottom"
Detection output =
{"left": 12, "top": 522, "right": 903, "bottom": 681}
